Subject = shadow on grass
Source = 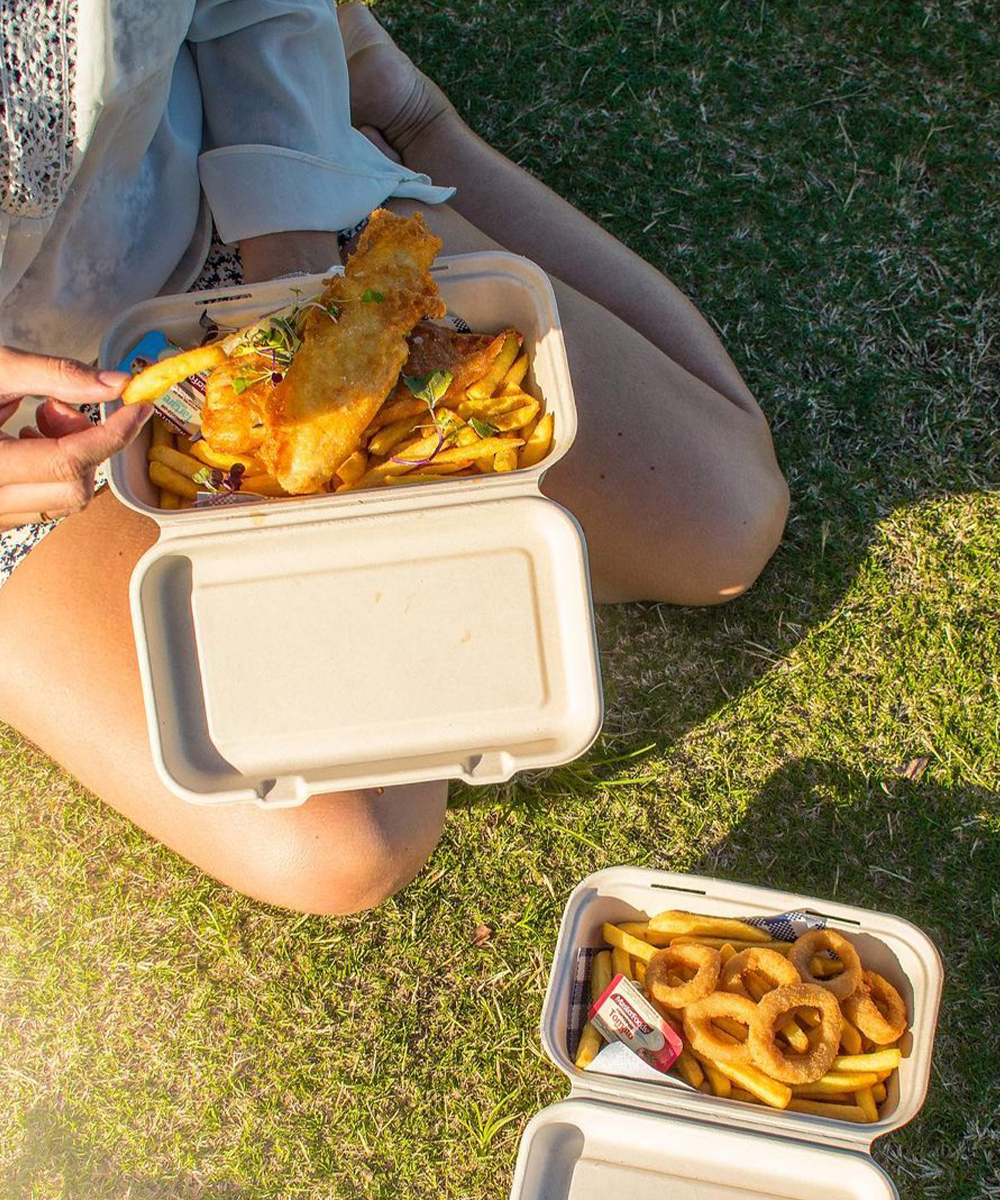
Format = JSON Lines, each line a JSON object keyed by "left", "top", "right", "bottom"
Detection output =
{"left": 4, "top": 1098, "right": 251, "bottom": 1200}
{"left": 696, "top": 756, "right": 1000, "bottom": 1196}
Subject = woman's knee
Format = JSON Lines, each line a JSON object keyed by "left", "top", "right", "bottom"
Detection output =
{"left": 237, "top": 781, "right": 448, "bottom": 915}
{"left": 642, "top": 449, "right": 789, "bottom": 607}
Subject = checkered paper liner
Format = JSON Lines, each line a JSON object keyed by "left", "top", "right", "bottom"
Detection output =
{"left": 566, "top": 911, "right": 826, "bottom": 1062}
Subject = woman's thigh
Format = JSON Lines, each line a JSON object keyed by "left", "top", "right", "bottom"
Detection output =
{"left": 390, "top": 199, "right": 788, "bottom": 605}
{"left": 0, "top": 491, "right": 447, "bottom": 914}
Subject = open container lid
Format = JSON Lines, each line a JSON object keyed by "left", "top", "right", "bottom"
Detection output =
{"left": 510, "top": 867, "right": 944, "bottom": 1199}
{"left": 511, "top": 1098, "right": 897, "bottom": 1199}
{"left": 103, "top": 254, "right": 603, "bottom": 806}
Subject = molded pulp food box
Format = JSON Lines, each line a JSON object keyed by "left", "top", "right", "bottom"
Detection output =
{"left": 512, "top": 867, "right": 943, "bottom": 1199}
{"left": 101, "top": 253, "right": 602, "bottom": 807}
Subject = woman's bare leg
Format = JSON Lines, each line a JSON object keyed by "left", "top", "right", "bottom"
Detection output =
{"left": 340, "top": 4, "right": 788, "bottom": 605}
{"left": 0, "top": 492, "right": 447, "bottom": 915}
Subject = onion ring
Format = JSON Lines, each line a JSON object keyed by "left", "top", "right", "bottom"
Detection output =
{"left": 748, "top": 983, "right": 841, "bottom": 1083}
{"left": 788, "top": 930, "right": 862, "bottom": 1001}
{"left": 721, "top": 947, "right": 800, "bottom": 997}
{"left": 645, "top": 944, "right": 721, "bottom": 1008}
{"left": 842, "top": 970, "right": 908, "bottom": 1044}
{"left": 683, "top": 991, "right": 756, "bottom": 1066}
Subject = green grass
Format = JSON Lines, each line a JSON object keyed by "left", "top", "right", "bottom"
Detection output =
{"left": 3, "top": 1, "right": 999, "bottom": 1196}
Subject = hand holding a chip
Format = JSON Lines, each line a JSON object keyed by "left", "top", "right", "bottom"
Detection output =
{"left": 0, "top": 346, "right": 150, "bottom": 531}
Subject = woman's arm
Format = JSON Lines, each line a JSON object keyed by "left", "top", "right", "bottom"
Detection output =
{"left": 186, "top": 0, "right": 452, "bottom": 277}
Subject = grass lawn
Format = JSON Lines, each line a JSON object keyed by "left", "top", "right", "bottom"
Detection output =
{"left": 2, "top": 1, "right": 998, "bottom": 1196}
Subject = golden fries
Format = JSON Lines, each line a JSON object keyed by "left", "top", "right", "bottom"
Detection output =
{"left": 786, "top": 1098, "right": 871, "bottom": 1123}
{"left": 601, "top": 923, "right": 658, "bottom": 964}
{"left": 831, "top": 1050, "right": 902, "bottom": 1074}
{"left": 148, "top": 444, "right": 208, "bottom": 481}
{"left": 519, "top": 412, "right": 554, "bottom": 469}
{"left": 501, "top": 352, "right": 529, "bottom": 392}
{"left": 188, "top": 440, "right": 261, "bottom": 472}
{"left": 150, "top": 417, "right": 173, "bottom": 448}
{"left": 648, "top": 911, "right": 771, "bottom": 943}
{"left": 590, "top": 950, "right": 613, "bottom": 1003}
{"left": 241, "top": 473, "right": 288, "bottom": 497}
{"left": 336, "top": 449, "right": 368, "bottom": 484}
{"left": 611, "top": 947, "right": 632, "bottom": 979}
{"left": 675, "top": 1050, "right": 704, "bottom": 1090}
{"left": 574, "top": 1022, "right": 602, "bottom": 1070}
{"left": 149, "top": 462, "right": 199, "bottom": 500}
{"left": 707, "top": 1060, "right": 792, "bottom": 1109}
{"left": 467, "top": 332, "right": 521, "bottom": 400}
{"left": 159, "top": 489, "right": 180, "bottom": 509}
{"left": 123, "top": 344, "right": 226, "bottom": 404}
{"left": 790, "top": 1072, "right": 878, "bottom": 1097}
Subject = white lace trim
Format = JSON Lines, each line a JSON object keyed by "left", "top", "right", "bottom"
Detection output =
{"left": 0, "top": 0, "right": 78, "bottom": 218}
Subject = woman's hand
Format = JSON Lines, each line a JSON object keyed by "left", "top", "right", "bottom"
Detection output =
{"left": 0, "top": 347, "right": 150, "bottom": 532}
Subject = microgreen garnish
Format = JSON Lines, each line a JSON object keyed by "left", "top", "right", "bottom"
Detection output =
{"left": 468, "top": 417, "right": 498, "bottom": 438}
{"left": 403, "top": 370, "right": 453, "bottom": 409}
{"left": 231, "top": 377, "right": 250, "bottom": 394}
{"left": 362, "top": 289, "right": 385, "bottom": 303}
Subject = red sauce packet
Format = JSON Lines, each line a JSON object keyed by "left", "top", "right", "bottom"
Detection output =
{"left": 589, "top": 974, "right": 683, "bottom": 1074}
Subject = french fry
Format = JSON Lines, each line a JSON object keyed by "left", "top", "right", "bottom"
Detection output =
{"left": 148, "top": 444, "right": 206, "bottom": 480}
{"left": 871, "top": 1082, "right": 887, "bottom": 1104}
{"left": 674, "top": 1050, "right": 704, "bottom": 1090}
{"left": 634, "top": 958, "right": 647, "bottom": 986}
{"left": 708, "top": 1060, "right": 792, "bottom": 1109}
{"left": 729, "top": 1088, "right": 762, "bottom": 1104}
{"left": 149, "top": 461, "right": 199, "bottom": 500}
{"left": 786, "top": 1098, "right": 870, "bottom": 1124}
{"left": 840, "top": 1016, "right": 864, "bottom": 1056}
{"left": 467, "top": 331, "right": 521, "bottom": 399}
{"left": 574, "top": 1022, "right": 602, "bottom": 1069}
{"left": 702, "top": 1059, "right": 733, "bottom": 1098}
{"left": 669, "top": 935, "right": 784, "bottom": 952}
{"left": 611, "top": 947, "right": 632, "bottom": 980}
{"left": 832, "top": 1050, "right": 902, "bottom": 1074}
{"left": 616, "top": 922, "right": 673, "bottom": 946}
{"left": 176, "top": 434, "right": 195, "bottom": 455}
{"left": 159, "top": 488, "right": 180, "bottom": 509}
{"left": 791, "top": 1072, "right": 879, "bottom": 1098}
{"left": 714, "top": 1015, "right": 749, "bottom": 1042}
{"left": 648, "top": 911, "right": 771, "bottom": 943}
{"left": 500, "top": 352, "right": 529, "bottom": 392}
{"left": 601, "top": 923, "right": 657, "bottom": 964}
{"left": 494, "top": 446, "right": 518, "bottom": 473}
{"left": 491, "top": 401, "right": 539, "bottom": 432}
{"left": 368, "top": 413, "right": 425, "bottom": 458}
{"left": 855, "top": 1087, "right": 879, "bottom": 1123}
{"left": 189, "top": 440, "right": 261, "bottom": 472}
{"left": 150, "top": 417, "right": 173, "bottom": 449}
{"left": 719, "top": 942, "right": 738, "bottom": 966}
{"left": 122, "top": 344, "right": 227, "bottom": 404}
{"left": 590, "top": 950, "right": 613, "bottom": 1003}
{"left": 364, "top": 396, "right": 426, "bottom": 435}
{"left": 241, "top": 474, "right": 288, "bottom": 497}
{"left": 433, "top": 437, "right": 521, "bottom": 465}
{"left": 336, "top": 449, "right": 368, "bottom": 484}
{"left": 459, "top": 390, "right": 534, "bottom": 421}
{"left": 519, "top": 411, "right": 554, "bottom": 469}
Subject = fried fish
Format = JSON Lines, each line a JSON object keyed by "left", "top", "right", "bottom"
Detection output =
{"left": 259, "top": 210, "right": 445, "bottom": 494}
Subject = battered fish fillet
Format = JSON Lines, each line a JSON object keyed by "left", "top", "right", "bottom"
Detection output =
{"left": 260, "top": 210, "right": 445, "bottom": 494}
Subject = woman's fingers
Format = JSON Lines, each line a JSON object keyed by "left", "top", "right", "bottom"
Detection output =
{"left": 0, "top": 475, "right": 96, "bottom": 521}
{"left": 0, "top": 402, "right": 150, "bottom": 485}
{"left": 0, "top": 346, "right": 130, "bottom": 404}
{"left": 36, "top": 398, "right": 95, "bottom": 438}
{"left": 0, "top": 398, "right": 20, "bottom": 427}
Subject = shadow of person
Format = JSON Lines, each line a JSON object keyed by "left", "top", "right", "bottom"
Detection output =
{"left": 693, "top": 756, "right": 1000, "bottom": 1198}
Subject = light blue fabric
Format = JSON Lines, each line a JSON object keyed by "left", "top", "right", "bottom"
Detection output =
{"left": 0, "top": 0, "right": 454, "bottom": 360}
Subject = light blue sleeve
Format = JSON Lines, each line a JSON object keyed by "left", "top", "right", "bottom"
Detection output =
{"left": 187, "top": 0, "right": 454, "bottom": 242}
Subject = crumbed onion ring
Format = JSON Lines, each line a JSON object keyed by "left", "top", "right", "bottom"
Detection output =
{"left": 748, "top": 983, "right": 841, "bottom": 1083}
{"left": 683, "top": 991, "right": 756, "bottom": 1066}
{"left": 645, "top": 944, "right": 721, "bottom": 1008}
{"left": 789, "top": 930, "right": 862, "bottom": 1001}
{"left": 842, "top": 970, "right": 908, "bottom": 1044}
{"left": 721, "top": 947, "right": 800, "bottom": 997}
